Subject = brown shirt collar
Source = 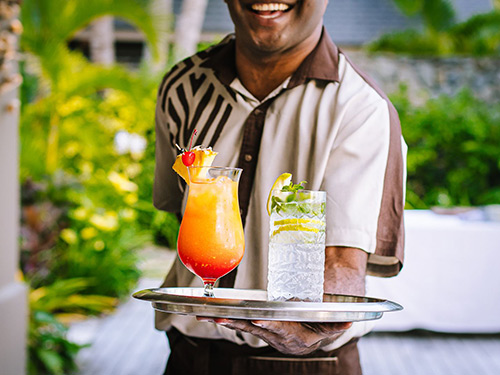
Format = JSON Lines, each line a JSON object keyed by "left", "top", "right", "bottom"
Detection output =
{"left": 201, "top": 27, "right": 340, "bottom": 88}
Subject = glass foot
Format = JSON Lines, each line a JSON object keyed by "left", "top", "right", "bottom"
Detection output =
{"left": 203, "top": 282, "right": 214, "bottom": 297}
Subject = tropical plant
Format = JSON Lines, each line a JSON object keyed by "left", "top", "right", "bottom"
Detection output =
{"left": 391, "top": 0, "right": 456, "bottom": 32}
{"left": 391, "top": 86, "right": 500, "bottom": 208}
{"left": 370, "top": 1, "right": 500, "bottom": 56}
{"left": 18, "top": 0, "right": 175, "bottom": 372}
{"left": 19, "top": 68, "right": 162, "bottom": 294}
{"left": 20, "top": 0, "right": 166, "bottom": 173}
{"left": 28, "top": 278, "right": 117, "bottom": 375}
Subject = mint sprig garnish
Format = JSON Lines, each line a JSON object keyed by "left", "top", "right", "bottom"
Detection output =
{"left": 281, "top": 180, "right": 307, "bottom": 193}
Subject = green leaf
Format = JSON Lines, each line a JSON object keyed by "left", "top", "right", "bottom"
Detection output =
{"left": 36, "top": 348, "right": 65, "bottom": 375}
{"left": 281, "top": 180, "right": 307, "bottom": 193}
{"left": 392, "top": 0, "right": 423, "bottom": 16}
{"left": 422, "top": 0, "right": 456, "bottom": 32}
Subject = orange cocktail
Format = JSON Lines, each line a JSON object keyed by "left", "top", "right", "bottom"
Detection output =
{"left": 177, "top": 166, "right": 244, "bottom": 297}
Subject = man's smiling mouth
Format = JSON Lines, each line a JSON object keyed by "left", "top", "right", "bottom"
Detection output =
{"left": 248, "top": 2, "right": 293, "bottom": 18}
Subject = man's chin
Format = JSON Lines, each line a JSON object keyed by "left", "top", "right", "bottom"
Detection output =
{"left": 248, "top": 35, "right": 288, "bottom": 55}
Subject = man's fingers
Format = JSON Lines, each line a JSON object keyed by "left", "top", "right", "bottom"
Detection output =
{"left": 217, "top": 319, "right": 263, "bottom": 333}
{"left": 196, "top": 316, "right": 214, "bottom": 322}
{"left": 250, "top": 320, "right": 286, "bottom": 334}
{"left": 302, "top": 321, "right": 353, "bottom": 335}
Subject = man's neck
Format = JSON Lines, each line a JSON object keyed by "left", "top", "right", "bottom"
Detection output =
{"left": 234, "top": 31, "right": 322, "bottom": 101}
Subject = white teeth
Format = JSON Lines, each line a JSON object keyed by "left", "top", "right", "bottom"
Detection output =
{"left": 251, "top": 3, "right": 290, "bottom": 12}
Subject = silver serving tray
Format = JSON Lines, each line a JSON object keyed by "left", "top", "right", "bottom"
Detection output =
{"left": 132, "top": 287, "right": 403, "bottom": 322}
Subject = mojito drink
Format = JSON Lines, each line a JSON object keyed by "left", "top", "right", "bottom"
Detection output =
{"left": 268, "top": 190, "right": 326, "bottom": 302}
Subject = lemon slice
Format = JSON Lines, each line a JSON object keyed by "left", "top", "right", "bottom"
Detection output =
{"left": 267, "top": 173, "right": 292, "bottom": 215}
{"left": 172, "top": 146, "right": 217, "bottom": 184}
{"left": 271, "top": 224, "right": 320, "bottom": 237}
{"left": 273, "top": 218, "right": 325, "bottom": 227}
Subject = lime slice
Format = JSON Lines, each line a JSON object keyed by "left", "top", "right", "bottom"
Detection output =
{"left": 267, "top": 173, "right": 292, "bottom": 215}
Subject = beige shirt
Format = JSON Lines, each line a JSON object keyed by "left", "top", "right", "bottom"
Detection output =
{"left": 153, "top": 30, "right": 407, "bottom": 350}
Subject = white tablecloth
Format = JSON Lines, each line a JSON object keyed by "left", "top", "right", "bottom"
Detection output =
{"left": 367, "top": 210, "right": 500, "bottom": 333}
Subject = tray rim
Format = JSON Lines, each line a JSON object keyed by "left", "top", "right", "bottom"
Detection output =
{"left": 132, "top": 287, "right": 403, "bottom": 322}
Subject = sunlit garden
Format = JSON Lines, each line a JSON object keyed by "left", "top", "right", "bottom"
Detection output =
{"left": 1, "top": 0, "right": 499, "bottom": 373}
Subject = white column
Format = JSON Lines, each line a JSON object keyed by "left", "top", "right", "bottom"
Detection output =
{"left": 144, "top": 0, "right": 174, "bottom": 72}
{"left": 173, "top": 0, "right": 208, "bottom": 61}
{"left": 0, "top": 1, "right": 27, "bottom": 373}
{"left": 89, "top": 16, "right": 115, "bottom": 65}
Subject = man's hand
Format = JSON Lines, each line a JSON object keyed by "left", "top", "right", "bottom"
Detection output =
{"left": 198, "top": 246, "right": 368, "bottom": 355}
{"left": 197, "top": 318, "right": 352, "bottom": 356}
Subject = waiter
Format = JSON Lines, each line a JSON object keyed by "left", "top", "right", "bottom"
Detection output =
{"left": 153, "top": 0, "right": 407, "bottom": 373}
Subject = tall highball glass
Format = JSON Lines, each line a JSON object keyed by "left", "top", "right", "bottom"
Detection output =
{"left": 268, "top": 190, "right": 326, "bottom": 302}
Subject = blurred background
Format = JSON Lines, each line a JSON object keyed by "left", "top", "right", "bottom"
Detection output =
{"left": 1, "top": 0, "right": 499, "bottom": 374}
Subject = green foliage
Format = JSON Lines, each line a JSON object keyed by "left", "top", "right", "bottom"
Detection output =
{"left": 369, "top": 29, "right": 455, "bottom": 56}
{"left": 370, "top": 7, "right": 500, "bottom": 56}
{"left": 19, "top": 75, "right": 158, "bottom": 296}
{"left": 28, "top": 278, "right": 117, "bottom": 375}
{"left": 420, "top": 0, "right": 456, "bottom": 32}
{"left": 18, "top": 0, "right": 177, "bottom": 373}
{"left": 391, "top": 86, "right": 500, "bottom": 208}
{"left": 391, "top": 0, "right": 456, "bottom": 31}
{"left": 150, "top": 210, "right": 180, "bottom": 249}
{"left": 20, "top": 0, "right": 166, "bottom": 87}
{"left": 391, "top": 0, "right": 422, "bottom": 16}
{"left": 30, "top": 278, "right": 117, "bottom": 321}
{"left": 450, "top": 11, "right": 500, "bottom": 56}
{"left": 28, "top": 311, "right": 82, "bottom": 375}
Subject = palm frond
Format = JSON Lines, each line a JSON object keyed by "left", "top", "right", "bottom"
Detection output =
{"left": 21, "top": 0, "right": 168, "bottom": 60}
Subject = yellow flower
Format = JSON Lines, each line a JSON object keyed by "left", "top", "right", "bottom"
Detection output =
{"left": 90, "top": 212, "right": 118, "bottom": 231}
{"left": 58, "top": 97, "right": 86, "bottom": 117}
{"left": 61, "top": 228, "right": 78, "bottom": 244}
{"left": 81, "top": 227, "right": 98, "bottom": 240}
{"left": 108, "top": 171, "right": 138, "bottom": 193}
{"left": 64, "top": 141, "right": 80, "bottom": 158}
{"left": 121, "top": 208, "right": 137, "bottom": 221}
{"left": 124, "top": 193, "right": 138, "bottom": 206}
{"left": 78, "top": 161, "right": 94, "bottom": 176}
{"left": 125, "top": 163, "right": 142, "bottom": 178}
{"left": 94, "top": 240, "right": 105, "bottom": 251}
{"left": 72, "top": 207, "right": 89, "bottom": 221}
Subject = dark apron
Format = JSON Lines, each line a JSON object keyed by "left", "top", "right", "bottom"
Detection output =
{"left": 164, "top": 327, "right": 362, "bottom": 375}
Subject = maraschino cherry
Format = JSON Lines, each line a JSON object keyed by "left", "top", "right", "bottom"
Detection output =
{"left": 182, "top": 129, "right": 198, "bottom": 166}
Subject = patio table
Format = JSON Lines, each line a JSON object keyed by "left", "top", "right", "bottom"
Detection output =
{"left": 367, "top": 209, "right": 500, "bottom": 333}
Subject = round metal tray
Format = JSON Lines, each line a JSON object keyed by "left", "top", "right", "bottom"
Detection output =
{"left": 132, "top": 287, "right": 403, "bottom": 322}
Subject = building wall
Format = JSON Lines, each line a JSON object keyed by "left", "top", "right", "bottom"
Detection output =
{"left": 172, "top": 0, "right": 493, "bottom": 46}
{"left": 347, "top": 51, "right": 500, "bottom": 104}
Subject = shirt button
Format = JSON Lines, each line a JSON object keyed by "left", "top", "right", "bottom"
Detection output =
{"left": 244, "top": 154, "right": 253, "bottom": 162}
{"left": 254, "top": 109, "right": 263, "bottom": 116}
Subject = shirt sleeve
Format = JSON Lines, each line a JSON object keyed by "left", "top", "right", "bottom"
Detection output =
{"left": 323, "top": 94, "right": 406, "bottom": 277}
{"left": 153, "top": 82, "right": 184, "bottom": 213}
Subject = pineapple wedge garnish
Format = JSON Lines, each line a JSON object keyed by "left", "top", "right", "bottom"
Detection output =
{"left": 172, "top": 146, "right": 217, "bottom": 184}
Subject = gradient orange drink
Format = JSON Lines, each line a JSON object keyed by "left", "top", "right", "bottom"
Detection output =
{"left": 177, "top": 167, "right": 244, "bottom": 296}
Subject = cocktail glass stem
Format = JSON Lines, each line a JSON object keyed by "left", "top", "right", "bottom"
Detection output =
{"left": 203, "top": 282, "right": 215, "bottom": 297}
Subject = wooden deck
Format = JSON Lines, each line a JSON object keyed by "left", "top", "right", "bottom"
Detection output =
{"left": 69, "top": 277, "right": 500, "bottom": 375}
